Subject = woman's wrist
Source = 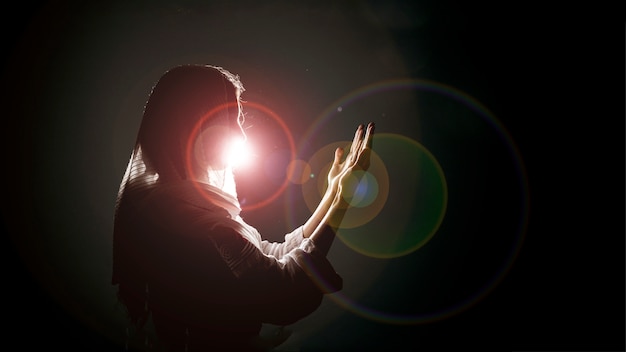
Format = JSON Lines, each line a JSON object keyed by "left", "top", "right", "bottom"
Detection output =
{"left": 302, "top": 182, "right": 340, "bottom": 238}
{"left": 325, "top": 178, "right": 340, "bottom": 197}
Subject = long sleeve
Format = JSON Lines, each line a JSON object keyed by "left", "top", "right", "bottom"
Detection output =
{"left": 258, "top": 226, "right": 306, "bottom": 259}
{"left": 136, "top": 182, "right": 341, "bottom": 327}
{"left": 210, "top": 225, "right": 342, "bottom": 326}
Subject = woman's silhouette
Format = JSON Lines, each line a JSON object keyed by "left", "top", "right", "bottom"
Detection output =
{"left": 112, "top": 64, "right": 374, "bottom": 351}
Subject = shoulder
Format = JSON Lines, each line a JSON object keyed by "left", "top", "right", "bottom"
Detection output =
{"left": 137, "top": 182, "right": 232, "bottom": 235}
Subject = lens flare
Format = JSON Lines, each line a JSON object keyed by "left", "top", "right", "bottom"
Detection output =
{"left": 286, "top": 159, "right": 312, "bottom": 185}
{"left": 341, "top": 170, "right": 378, "bottom": 208}
{"left": 288, "top": 78, "right": 530, "bottom": 327}
{"left": 336, "top": 133, "right": 447, "bottom": 259}
{"left": 225, "top": 137, "right": 252, "bottom": 169}
{"left": 236, "top": 101, "right": 296, "bottom": 211}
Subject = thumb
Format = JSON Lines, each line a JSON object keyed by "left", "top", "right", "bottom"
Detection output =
{"left": 334, "top": 147, "right": 344, "bottom": 165}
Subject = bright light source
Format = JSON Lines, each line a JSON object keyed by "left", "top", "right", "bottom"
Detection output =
{"left": 225, "top": 138, "right": 252, "bottom": 169}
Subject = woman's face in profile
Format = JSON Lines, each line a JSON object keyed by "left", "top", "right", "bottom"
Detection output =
{"left": 193, "top": 105, "right": 248, "bottom": 171}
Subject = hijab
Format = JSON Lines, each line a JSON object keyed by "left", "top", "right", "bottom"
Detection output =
{"left": 112, "top": 64, "right": 247, "bottom": 327}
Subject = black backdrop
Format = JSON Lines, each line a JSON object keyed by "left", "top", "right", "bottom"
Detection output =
{"left": 1, "top": 1, "right": 623, "bottom": 351}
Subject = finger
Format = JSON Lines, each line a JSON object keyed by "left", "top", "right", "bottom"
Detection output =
{"left": 362, "top": 122, "right": 375, "bottom": 151}
{"left": 354, "top": 124, "right": 366, "bottom": 156}
{"left": 350, "top": 124, "right": 364, "bottom": 155}
{"left": 355, "top": 122, "right": 373, "bottom": 158}
{"left": 334, "top": 147, "right": 344, "bottom": 165}
{"left": 354, "top": 122, "right": 374, "bottom": 170}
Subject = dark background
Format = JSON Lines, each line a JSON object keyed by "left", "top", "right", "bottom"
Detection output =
{"left": 1, "top": 1, "right": 622, "bottom": 351}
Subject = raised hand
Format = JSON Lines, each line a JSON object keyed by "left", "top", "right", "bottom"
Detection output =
{"left": 303, "top": 122, "right": 375, "bottom": 248}
{"left": 327, "top": 122, "right": 375, "bottom": 194}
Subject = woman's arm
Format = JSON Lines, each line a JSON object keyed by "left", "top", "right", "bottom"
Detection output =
{"left": 306, "top": 189, "right": 349, "bottom": 256}
{"left": 302, "top": 122, "right": 374, "bottom": 238}
{"left": 258, "top": 122, "right": 374, "bottom": 259}
{"left": 301, "top": 122, "right": 374, "bottom": 240}
{"left": 210, "top": 225, "right": 340, "bottom": 326}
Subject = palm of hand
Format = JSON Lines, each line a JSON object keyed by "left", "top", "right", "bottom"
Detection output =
{"left": 327, "top": 123, "right": 374, "bottom": 193}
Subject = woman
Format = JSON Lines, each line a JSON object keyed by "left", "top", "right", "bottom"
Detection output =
{"left": 112, "top": 64, "right": 374, "bottom": 351}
